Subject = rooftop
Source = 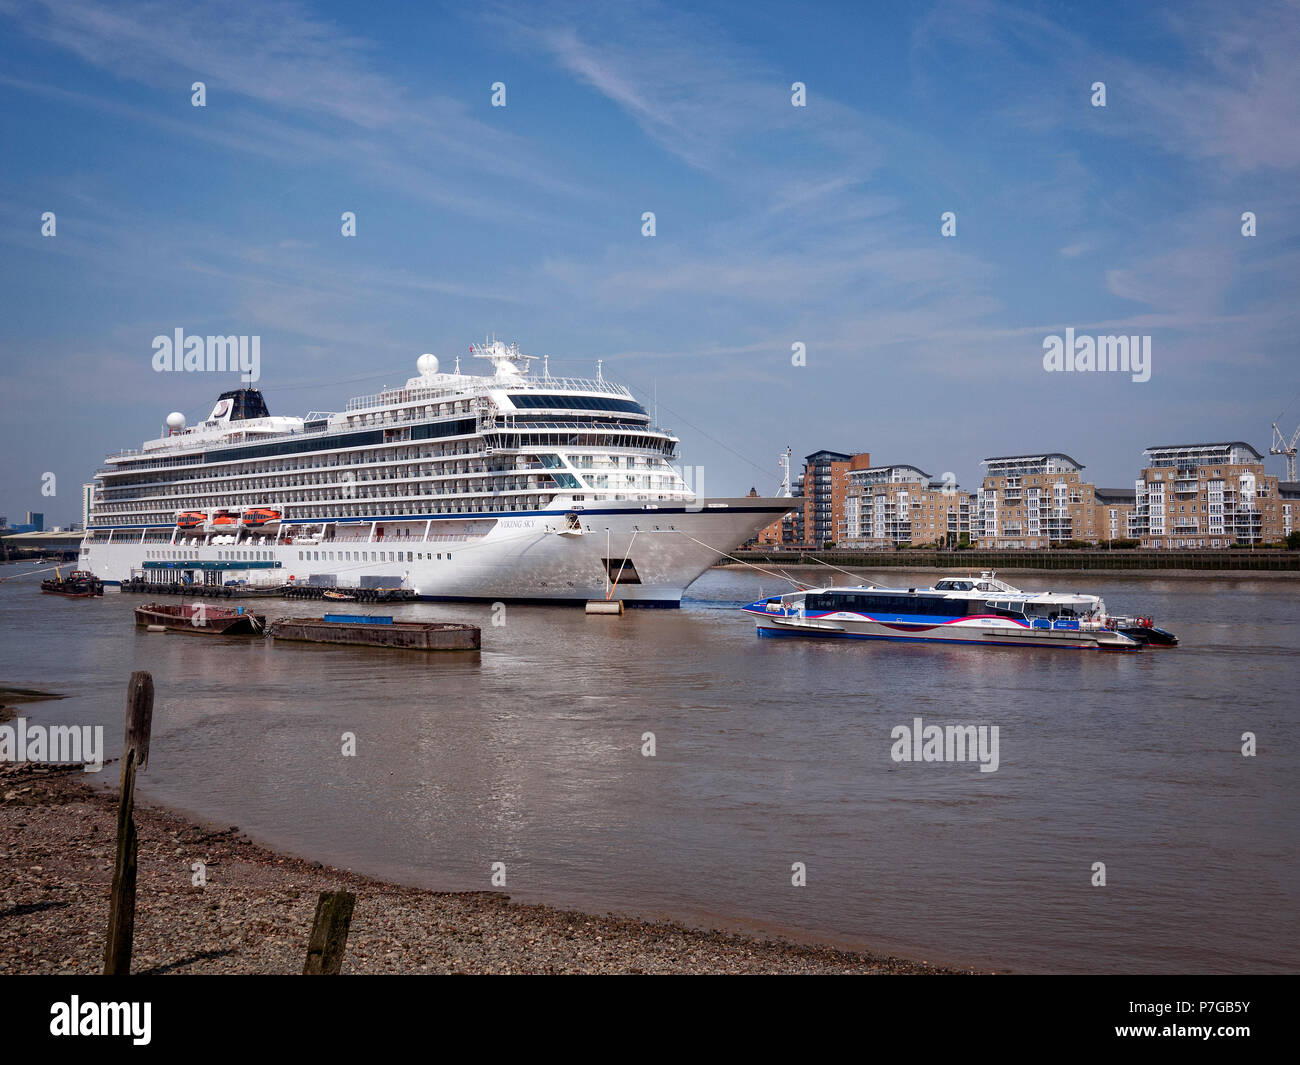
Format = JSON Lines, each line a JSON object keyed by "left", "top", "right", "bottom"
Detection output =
{"left": 1144, "top": 441, "right": 1264, "bottom": 460}
{"left": 982, "top": 452, "right": 1085, "bottom": 469}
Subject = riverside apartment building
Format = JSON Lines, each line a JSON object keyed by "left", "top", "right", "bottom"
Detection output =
{"left": 839, "top": 464, "right": 974, "bottom": 547}
{"left": 974, "top": 453, "right": 1121, "bottom": 548}
{"left": 754, "top": 449, "right": 871, "bottom": 548}
{"left": 1131, "top": 442, "right": 1284, "bottom": 548}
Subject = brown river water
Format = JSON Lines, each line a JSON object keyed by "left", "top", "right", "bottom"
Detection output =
{"left": 2, "top": 564, "right": 1297, "bottom": 973}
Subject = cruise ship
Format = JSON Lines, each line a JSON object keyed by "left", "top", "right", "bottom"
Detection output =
{"left": 81, "top": 342, "right": 793, "bottom": 605}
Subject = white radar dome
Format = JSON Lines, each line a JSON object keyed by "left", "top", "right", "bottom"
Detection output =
{"left": 166, "top": 412, "right": 186, "bottom": 429}
{"left": 417, "top": 353, "right": 439, "bottom": 375}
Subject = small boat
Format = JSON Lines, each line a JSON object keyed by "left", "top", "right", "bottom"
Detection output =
{"left": 40, "top": 569, "right": 104, "bottom": 597}
{"left": 133, "top": 602, "right": 266, "bottom": 635}
{"left": 1106, "top": 614, "right": 1179, "bottom": 646}
{"left": 322, "top": 590, "right": 356, "bottom": 601}
{"left": 242, "top": 507, "right": 282, "bottom": 528}
{"left": 743, "top": 572, "right": 1170, "bottom": 651}
{"left": 176, "top": 511, "right": 206, "bottom": 529}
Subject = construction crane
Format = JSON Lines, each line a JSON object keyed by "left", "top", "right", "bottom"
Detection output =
{"left": 1271, "top": 412, "right": 1300, "bottom": 482}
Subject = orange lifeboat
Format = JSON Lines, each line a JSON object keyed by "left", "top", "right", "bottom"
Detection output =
{"left": 211, "top": 512, "right": 239, "bottom": 527}
{"left": 242, "top": 508, "right": 282, "bottom": 527}
{"left": 177, "top": 512, "right": 206, "bottom": 529}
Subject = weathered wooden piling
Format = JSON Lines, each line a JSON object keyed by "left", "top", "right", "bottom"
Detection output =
{"left": 303, "top": 890, "right": 356, "bottom": 975}
{"left": 103, "top": 670, "right": 153, "bottom": 976}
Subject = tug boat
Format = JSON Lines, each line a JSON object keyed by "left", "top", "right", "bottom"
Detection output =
{"left": 40, "top": 568, "right": 104, "bottom": 598}
{"left": 743, "top": 572, "right": 1171, "bottom": 651}
{"left": 133, "top": 602, "right": 265, "bottom": 635}
{"left": 1106, "top": 614, "right": 1179, "bottom": 647}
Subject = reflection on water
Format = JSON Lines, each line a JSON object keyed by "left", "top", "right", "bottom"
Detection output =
{"left": 2, "top": 565, "right": 1297, "bottom": 973}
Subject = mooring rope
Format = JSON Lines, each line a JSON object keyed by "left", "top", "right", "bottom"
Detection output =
{"left": 672, "top": 532, "right": 806, "bottom": 588}
{"left": 0, "top": 565, "right": 58, "bottom": 582}
{"left": 798, "top": 554, "right": 880, "bottom": 587}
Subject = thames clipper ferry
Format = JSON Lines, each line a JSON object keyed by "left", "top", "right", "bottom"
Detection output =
{"left": 743, "top": 573, "right": 1178, "bottom": 650}
{"left": 81, "top": 342, "right": 793, "bottom": 605}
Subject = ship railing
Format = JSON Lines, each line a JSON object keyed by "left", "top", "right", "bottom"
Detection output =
{"left": 323, "top": 533, "right": 472, "bottom": 543}
{"left": 510, "top": 375, "right": 632, "bottom": 396}
{"left": 102, "top": 412, "right": 672, "bottom": 473}
{"left": 490, "top": 420, "right": 674, "bottom": 438}
{"left": 344, "top": 375, "right": 631, "bottom": 413}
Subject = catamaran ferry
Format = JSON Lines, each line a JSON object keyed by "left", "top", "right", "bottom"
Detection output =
{"left": 743, "top": 573, "right": 1177, "bottom": 650}
{"left": 81, "top": 342, "right": 793, "bottom": 605}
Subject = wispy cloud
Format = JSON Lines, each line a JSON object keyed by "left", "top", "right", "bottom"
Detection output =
{"left": 1, "top": 0, "right": 590, "bottom": 219}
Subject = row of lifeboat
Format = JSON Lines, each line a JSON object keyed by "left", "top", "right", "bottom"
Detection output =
{"left": 176, "top": 508, "right": 282, "bottom": 531}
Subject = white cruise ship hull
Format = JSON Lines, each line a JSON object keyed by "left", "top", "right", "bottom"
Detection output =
{"left": 82, "top": 499, "right": 790, "bottom": 606}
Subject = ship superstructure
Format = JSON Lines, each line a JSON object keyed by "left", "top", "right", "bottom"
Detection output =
{"left": 81, "top": 342, "right": 792, "bottom": 604}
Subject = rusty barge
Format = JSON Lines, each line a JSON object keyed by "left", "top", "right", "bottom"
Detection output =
{"left": 134, "top": 602, "right": 267, "bottom": 634}
{"left": 266, "top": 614, "right": 480, "bottom": 651}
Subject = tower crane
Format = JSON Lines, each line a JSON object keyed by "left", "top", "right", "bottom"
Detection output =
{"left": 1271, "top": 404, "right": 1300, "bottom": 482}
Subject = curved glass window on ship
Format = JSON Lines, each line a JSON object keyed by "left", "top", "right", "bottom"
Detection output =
{"left": 508, "top": 394, "right": 648, "bottom": 416}
{"left": 805, "top": 591, "right": 980, "bottom": 617}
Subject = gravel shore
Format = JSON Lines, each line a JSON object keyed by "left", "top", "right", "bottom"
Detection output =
{"left": 0, "top": 760, "right": 976, "bottom": 975}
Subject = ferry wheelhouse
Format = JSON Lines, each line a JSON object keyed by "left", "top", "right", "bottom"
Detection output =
{"left": 81, "top": 341, "right": 793, "bottom": 604}
{"left": 743, "top": 573, "right": 1175, "bottom": 650}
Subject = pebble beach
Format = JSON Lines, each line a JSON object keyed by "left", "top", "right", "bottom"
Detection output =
{"left": 0, "top": 755, "right": 973, "bottom": 975}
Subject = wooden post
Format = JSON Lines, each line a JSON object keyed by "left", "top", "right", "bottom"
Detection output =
{"left": 103, "top": 671, "right": 153, "bottom": 976}
{"left": 303, "top": 891, "right": 356, "bottom": 974}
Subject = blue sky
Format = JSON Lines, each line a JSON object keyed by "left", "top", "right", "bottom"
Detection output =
{"left": 2, "top": 0, "right": 1298, "bottom": 524}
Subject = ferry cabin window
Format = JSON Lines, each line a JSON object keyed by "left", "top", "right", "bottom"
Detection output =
{"left": 807, "top": 593, "right": 962, "bottom": 615}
